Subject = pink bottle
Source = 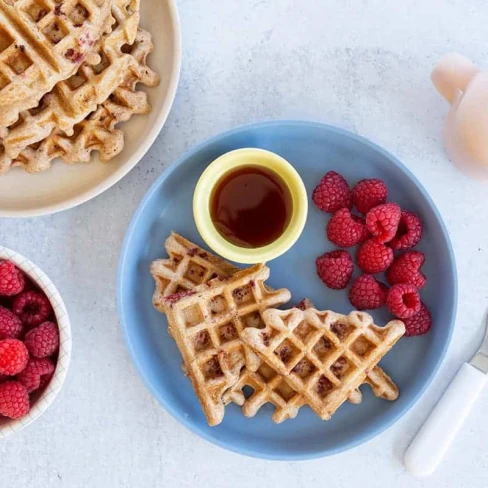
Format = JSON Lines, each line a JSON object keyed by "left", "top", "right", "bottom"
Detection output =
{"left": 432, "top": 53, "right": 488, "bottom": 179}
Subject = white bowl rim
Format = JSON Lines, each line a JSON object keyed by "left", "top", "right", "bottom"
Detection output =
{"left": 0, "top": 247, "right": 72, "bottom": 439}
{"left": 0, "top": 0, "right": 182, "bottom": 219}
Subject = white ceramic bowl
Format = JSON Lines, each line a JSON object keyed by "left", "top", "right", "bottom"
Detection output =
{"left": 0, "top": 247, "right": 72, "bottom": 439}
{"left": 0, "top": 0, "right": 181, "bottom": 218}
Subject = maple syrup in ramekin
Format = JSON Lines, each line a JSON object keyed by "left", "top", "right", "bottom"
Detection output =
{"left": 210, "top": 166, "right": 293, "bottom": 248}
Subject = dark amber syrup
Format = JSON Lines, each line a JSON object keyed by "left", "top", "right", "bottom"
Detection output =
{"left": 210, "top": 165, "right": 293, "bottom": 248}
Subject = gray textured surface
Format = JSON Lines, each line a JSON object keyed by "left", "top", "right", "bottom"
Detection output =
{"left": 1, "top": 0, "right": 488, "bottom": 486}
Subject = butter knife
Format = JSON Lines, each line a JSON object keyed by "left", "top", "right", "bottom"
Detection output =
{"left": 404, "top": 316, "right": 488, "bottom": 476}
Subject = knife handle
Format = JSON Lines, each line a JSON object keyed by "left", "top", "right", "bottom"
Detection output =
{"left": 404, "top": 362, "right": 487, "bottom": 477}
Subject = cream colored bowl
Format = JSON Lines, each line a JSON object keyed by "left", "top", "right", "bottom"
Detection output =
{"left": 193, "top": 148, "right": 308, "bottom": 264}
{"left": 0, "top": 0, "right": 181, "bottom": 217}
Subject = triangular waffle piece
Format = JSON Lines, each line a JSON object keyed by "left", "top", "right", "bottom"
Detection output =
{"left": 150, "top": 232, "right": 240, "bottom": 313}
{"left": 293, "top": 298, "right": 399, "bottom": 402}
{"left": 242, "top": 308, "right": 405, "bottom": 420}
{"left": 0, "top": 27, "right": 159, "bottom": 173}
{"left": 1, "top": 0, "right": 140, "bottom": 160}
{"left": 224, "top": 299, "right": 398, "bottom": 422}
{"left": 222, "top": 333, "right": 398, "bottom": 423}
{"left": 161, "top": 264, "right": 291, "bottom": 426}
{"left": 0, "top": 0, "right": 112, "bottom": 127}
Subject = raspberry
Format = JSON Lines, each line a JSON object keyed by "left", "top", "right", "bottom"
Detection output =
{"left": 403, "top": 303, "right": 432, "bottom": 336}
{"left": 0, "top": 381, "right": 29, "bottom": 419}
{"left": 357, "top": 239, "right": 394, "bottom": 274}
{"left": 0, "top": 306, "right": 23, "bottom": 339}
{"left": 17, "top": 358, "right": 55, "bottom": 393}
{"left": 316, "top": 251, "right": 354, "bottom": 289}
{"left": 0, "top": 339, "right": 29, "bottom": 375}
{"left": 386, "top": 284, "right": 421, "bottom": 319}
{"left": 312, "top": 171, "right": 352, "bottom": 213}
{"left": 24, "top": 321, "right": 59, "bottom": 358}
{"left": 327, "top": 209, "right": 368, "bottom": 247}
{"left": 349, "top": 275, "right": 388, "bottom": 310}
{"left": 0, "top": 261, "right": 25, "bottom": 297}
{"left": 352, "top": 179, "right": 388, "bottom": 214}
{"left": 351, "top": 215, "right": 371, "bottom": 243}
{"left": 389, "top": 211, "right": 423, "bottom": 250}
{"left": 12, "top": 291, "right": 52, "bottom": 328}
{"left": 387, "top": 251, "right": 426, "bottom": 289}
{"left": 366, "top": 203, "right": 401, "bottom": 243}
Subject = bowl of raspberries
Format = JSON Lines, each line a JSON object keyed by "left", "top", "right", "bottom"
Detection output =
{"left": 313, "top": 171, "right": 430, "bottom": 337}
{"left": 0, "top": 247, "right": 71, "bottom": 438}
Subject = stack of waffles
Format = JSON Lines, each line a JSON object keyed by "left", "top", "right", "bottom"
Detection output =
{"left": 0, "top": 0, "right": 159, "bottom": 174}
{"left": 151, "top": 233, "right": 406, "bottom": 426}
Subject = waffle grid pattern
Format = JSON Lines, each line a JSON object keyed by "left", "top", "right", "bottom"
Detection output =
{"left": 242, "top": 308, "right": 405, "bottom": 419}
{"left": 2, "top": 0, "right": 140, "bottom": 159}
{"left": 223, "top": 362, "right": 307, "bottom": 423}
{"left": 150, "top": 232, "right": 239, "bottom": 312}
{"left": 1, "top": 27, "right": 159, "bottom": 173}
{"left": 0, "top": 0, "right": 111, "bottom": 126}
{"left": 162, "top": 264, "right": 291, "bottom": 425}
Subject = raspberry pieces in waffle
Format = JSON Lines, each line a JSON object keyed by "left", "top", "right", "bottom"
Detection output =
{"left": 242, "top": 308, "right": 405, "bottom": 420}
{"left": 1, "top": 0, "right": 141, "bottom": 161}
{"left": 161, "top": 264, "right": 291, "bottom": 426}
{"left": 0, "top": 0, "right": 112, "bottom": 127}
{"left": 150, "top": 232, "right": 239, "bottom": 312}
{"left": 292, "top": 297, "right": 400, "bottom": 403}
{"left": 0, "top": 27, "right": 160, "bottom": 174}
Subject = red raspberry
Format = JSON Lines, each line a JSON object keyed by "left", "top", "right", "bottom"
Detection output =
{"left": 357, "top": 239, "right": 394, "bottom": 274}
{"left": 312, "top": 171, "right": 352, "bottom": 213}
{"left": 0, "top": 381, "right": 29, "bottom": 419}
{"left": 0, "top": 339, "right": 29, "bottom": 375}
{"left": 0, "top": 261, "right": 25, "bottom": 297}
{"left": 17, "top": 358, "right": 55, "bottom": 393}
{"left": 386, "top": 284, "right": 421, "bottom": 319}
{"left": 351, "top": 215, "right": 371, "bottom": 243}
{"left": 327, "top": 209, "right": 368, "bottom": 247}
{"left": 12, "top": 291, "right": 52, "bottom": 328}
{"left": 403, "top": 303, "right": 432, "bottom": 336}
{"left": 316, "top": 251, "right": 354, "bottom": 289}
{"left": 349, "top": 275, "right": 388, "bottom": 310}
{"left": 0, "top": 306, "right": 23, "bottom": 339}
{"left": 24, "top": 321, "right": 59, "bottom": 358}
{"left": 352, "top": 179, "right": 388, "bottom": 214}
{"left": 366, "top": 203, "right": 401, "bottom": 243}
{"left": 389, "top": 211, "right": 423, "bottom": 250}
{"left": 387, "top": 251, "right": 426, "bottom": 289}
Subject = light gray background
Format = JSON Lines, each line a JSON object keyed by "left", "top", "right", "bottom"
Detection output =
{"left": 1, "top": 0, "right": 487, "bottom": 486}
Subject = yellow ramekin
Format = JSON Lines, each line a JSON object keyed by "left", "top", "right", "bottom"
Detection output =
{"left": 193, "top": 148, "right": 308, "bottom": 264}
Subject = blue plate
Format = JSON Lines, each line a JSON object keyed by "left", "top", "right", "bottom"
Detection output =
{"left": 117, "top": 121, "right": 457, "bottom": 460}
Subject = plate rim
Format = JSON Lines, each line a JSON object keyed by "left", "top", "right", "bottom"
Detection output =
{"left": 117, "top": 120, "right": 458, "bottom": 460}
{"left": 0, "top": 0, "right": 182, "bottom": 219}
